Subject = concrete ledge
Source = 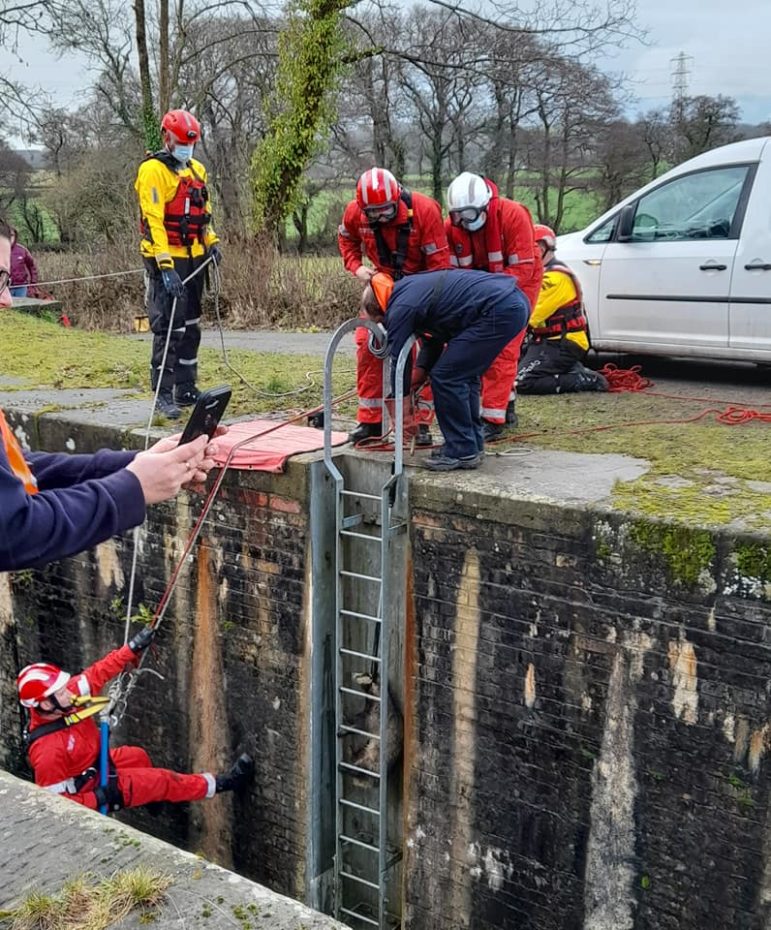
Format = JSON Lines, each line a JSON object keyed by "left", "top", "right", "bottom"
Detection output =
{"left": 0, "top": 771, "right": 344, "bottom": 929}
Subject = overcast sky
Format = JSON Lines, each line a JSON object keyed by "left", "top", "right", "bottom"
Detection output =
{"left": 3, "top": 0, "right": 770, "bottom": 145}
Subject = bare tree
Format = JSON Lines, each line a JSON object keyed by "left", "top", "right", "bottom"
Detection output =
{"left": 672, "top": 94, "right": 741, "bottom": 161}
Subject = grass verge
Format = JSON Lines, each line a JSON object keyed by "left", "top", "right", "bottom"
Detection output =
{"left": 0, "top": 868, "right": 170, "bottom": 930}
{"left": 0, "top": 311, "right": 357, "bottom": 419}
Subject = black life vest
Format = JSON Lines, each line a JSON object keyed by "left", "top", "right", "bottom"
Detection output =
{"left": 370, "top": 189, "right": 413, "bottom": 281}
{"left": 140, "top": 151, "right": 210, "bottom": 250}
{"left": 531, "top": 258, "right": 587, "bottom": 339}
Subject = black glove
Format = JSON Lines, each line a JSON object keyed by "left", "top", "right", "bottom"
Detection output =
{"left": 160, "top": 268, "right": 185, "bottom": 298}
{"left": 128, "top": 625, "right": 156, "bottom": 654}
{"left": 208, "top": 244, "right": 222, "bottom": 266}
{"left": 93, "top": 780, "right": 124, "bottom": 812}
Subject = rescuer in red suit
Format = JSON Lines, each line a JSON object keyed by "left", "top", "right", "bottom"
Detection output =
{"left": 445, "top": 171, "right": 543, "bottom": 440}
{"left": 338, "top": 167, "right": 451, "bottom": 444}
{"left": 18, "top": 631, "right": 253, "bottom": 812}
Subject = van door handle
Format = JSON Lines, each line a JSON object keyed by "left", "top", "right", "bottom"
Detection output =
{"left": 699, "top": 263, "right": 727, "bottom": 271}
{"left": 744, "top": 262, "right": 771, "bottom": 271}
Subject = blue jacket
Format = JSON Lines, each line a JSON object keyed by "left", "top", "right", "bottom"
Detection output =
{"left": 0, "top": 440, "right": 145, "bottom": 571}
{"left": 383, "top": 269, "right": 529, "bottom": 371}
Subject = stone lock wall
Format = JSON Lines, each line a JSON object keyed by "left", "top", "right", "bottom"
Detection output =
{"left": 3, "top": 409, "right": 771, "bottom": 929}
{"left": 404, "top": 476, "right": 771, "bottom": 930}
{"left": 0, "top": 412, "right": 327, "bottom": 901}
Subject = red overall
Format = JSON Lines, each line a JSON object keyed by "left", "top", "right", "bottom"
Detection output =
{"left": 339, "top": 191, "right": 451, "bottom": 424}
{"left": 445, "top": 185, "right": 543, "bottom": 423}
{"left": 27, "top": 645, "right": 211, "bottom": 810}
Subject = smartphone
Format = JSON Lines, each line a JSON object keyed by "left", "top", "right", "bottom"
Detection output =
{"left": 178, "top": 385, "right": 232, "bottom": 445}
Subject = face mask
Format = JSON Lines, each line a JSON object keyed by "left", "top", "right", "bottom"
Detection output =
{"left": 462, "top": 211, "right": 487, "bottom": 233}
{"left": 172, "top": 144, "right": 194, "bottom": 165}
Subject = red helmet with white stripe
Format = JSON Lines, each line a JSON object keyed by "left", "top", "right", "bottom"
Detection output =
{"left": 533, "top": 224, "right": 557, "bottom": 250}
{"left": 356, "top": 168, "right": 401, "bottom": 222}
{"left": 161, "top": 109, "right": 201, "bottom": 144}
{"left": 17, "top": 662, "right": 71, "bottom": 708}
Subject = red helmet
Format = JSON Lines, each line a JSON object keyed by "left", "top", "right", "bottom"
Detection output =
{"left": 533, "top": 224, "right": 557, "bottom": 249}
{"left": 17, "top": 662, "right": 70, "bottom": 708}
{"left": 356, "top": 168, "right": 401, "bottom": 221}
{"left": 161, "top": 109, "right": 201, "bottom": 144}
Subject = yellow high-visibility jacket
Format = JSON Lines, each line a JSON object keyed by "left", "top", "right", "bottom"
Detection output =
{"left": 134, "top": 155, "right": 219, "bottom": 265}
{"left": 529, "top": 268, "right": 589, "bottom": 351}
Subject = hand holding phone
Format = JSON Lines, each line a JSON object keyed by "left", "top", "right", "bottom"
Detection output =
{"left": 179, "top": 385, "right": 232, "bottom": 445}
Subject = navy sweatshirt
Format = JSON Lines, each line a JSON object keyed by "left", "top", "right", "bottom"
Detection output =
{"left": 0, "top": 439, "right": 145, "bottom": 571}
{"left": 383, "top": 269, "right": 529, "bottom": 372}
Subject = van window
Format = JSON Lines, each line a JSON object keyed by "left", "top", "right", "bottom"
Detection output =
{"left": 630, "top": 165, "right": 751, "bottom": 242}
{"left": 585, "top": 215, "right": 617, "bottom": 243}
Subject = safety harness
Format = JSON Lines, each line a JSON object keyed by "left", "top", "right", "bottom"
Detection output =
{"left": 24, "top": 696, "right": 120, "bottom": 805}
{"left": 139, "top": 151, "right": 210, "bottom": 253}
{"left": 531, "top": 259, "right": 587, "bottom": 340}
{"left": 370, "top": 189, "right": 413, "bottom": 281}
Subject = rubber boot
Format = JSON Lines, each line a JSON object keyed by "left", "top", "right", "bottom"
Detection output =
{"left": 157, "top": 391, "right": 181, "bottom": 420}
{"left": 349, "top": 422, "right": 382, "bottom": 444}
{"left": 215, "top": 753, "right": 255, "bottom": 794}
{"left": 174, "top": 384, "right": 201, "bottom": 407}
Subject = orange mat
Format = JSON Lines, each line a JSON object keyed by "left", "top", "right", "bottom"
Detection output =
{"left": 207, "top": 419, "right": 349, "bottom": 473}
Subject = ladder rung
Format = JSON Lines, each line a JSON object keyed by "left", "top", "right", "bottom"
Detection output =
{"left": 340, "top": 870, "right": 380, "bottom": 890}
{"left": 340, "top": 609, "right": 381, "bottom": 623}
{"left": 339, "top": 761, "right": 381, "bottom": 779}
{"left": 339, "top": 723, "right": 381, "bottom": 740}
{"left": 340, "top": 686, "right": 381, "bottom": 702}
{"left": 340, "top": 907, "right": 379, "bottom": 927}
{"left": 342, "top": 514, "right": 364, "bottom": 529}
{"left": 340, "top": 833, "right": 380, "bottom": 853}
{"left": 340, "top": 530, "right": 383, "bottom": 542}
{"left": 341, "top": 490, "right": 381, "bottom": 501}
{"left": 340, "top": 647, "right": 381, "bottom": 662}
{"left": 340, "top": 798, "right": 380, "bottom": 816}
{"left": 340, "top": 570, "right": 382, "bottom": 584}
{"left": 387, "top": 523, "right": 407, "bottom": 537}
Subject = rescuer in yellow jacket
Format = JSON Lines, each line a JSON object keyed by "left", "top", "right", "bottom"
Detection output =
{"left": 516, "top": 224, "right": 608, "bottom": 394}
{"left": 135, "top": 109, "right": 221, "bottom": 419}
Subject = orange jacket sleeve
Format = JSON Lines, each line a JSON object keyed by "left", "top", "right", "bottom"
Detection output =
{"left": 338, "top": 200, "right": 366, "bottom": 276}
{"left": 413, "top": 194, "right": 452, "bottom": 270}
{"left": 499, "top": 200, "right": 539, "bottom": 287}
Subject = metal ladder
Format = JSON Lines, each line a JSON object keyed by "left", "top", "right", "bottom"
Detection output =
{"left": 323, "top": 321, "right": 416, "bottom": 930}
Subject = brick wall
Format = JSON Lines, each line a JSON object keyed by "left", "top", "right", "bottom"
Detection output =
{"left": 404, "top": 477, "right": 771, "bottom": 930}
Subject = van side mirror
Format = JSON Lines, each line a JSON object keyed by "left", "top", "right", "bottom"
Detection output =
{"left": 616, "top": 204, "right": 636, "bottom": 242}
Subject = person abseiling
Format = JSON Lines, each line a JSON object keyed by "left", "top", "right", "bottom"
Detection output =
{"left": 0, "top": 216, "right": 220, "bottom": 572}
{"left": 516, "top": 225, "right": 608, "bottom": 395}
{"left": 338, "top": 167, "right": 451, "bottom": 444}
{"left": 360, "top": 270, "right": 529, "bottom": 472}
{"left": 17, "top": 632, "right": 253, "bottom": 812}
{"left": 135, "top": 109, "right": 222, "bottom": 420}
{"left": 445, "top": 172, "right": 543, "bottom": 440}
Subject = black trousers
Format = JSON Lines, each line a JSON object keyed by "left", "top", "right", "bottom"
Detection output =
{"left": 144, "top": 256, "right": 205, "bottom": 393}
{"left": 516, "top": 337, "right": 608, "bottom": 394}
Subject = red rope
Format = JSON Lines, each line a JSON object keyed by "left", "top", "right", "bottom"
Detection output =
{"left": 598, "top": 363, "right": 653, "bottom": 392}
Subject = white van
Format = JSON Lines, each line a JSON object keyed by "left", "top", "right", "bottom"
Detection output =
{"left": 556, "top": 136, "right": 771, "bottom": 362}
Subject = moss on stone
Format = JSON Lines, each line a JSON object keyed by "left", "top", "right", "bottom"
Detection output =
{"left": 629, "top": 520, "right": 716, "bottom": 587}
{"left": 734, "top": 543, "right": 771, "bottom": 583}
{"left": 506, "top": 391, "right": 771, "bottom": 529}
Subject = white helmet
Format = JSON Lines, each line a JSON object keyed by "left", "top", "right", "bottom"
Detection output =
{"left": 446, "top": 172, "right": 491, "bottom": 213}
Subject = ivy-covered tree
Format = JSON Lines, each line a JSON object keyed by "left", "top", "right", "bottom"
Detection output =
{"left": 251, "top": 0, "right": 355, "bottom": 240}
